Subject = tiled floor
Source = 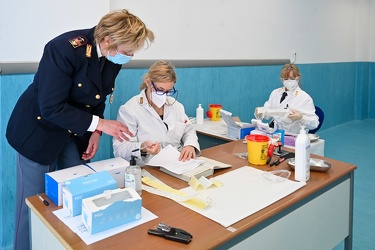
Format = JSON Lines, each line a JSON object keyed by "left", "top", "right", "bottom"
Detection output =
{"left": 318, "top": 119, "right": 375, "bottom": 250}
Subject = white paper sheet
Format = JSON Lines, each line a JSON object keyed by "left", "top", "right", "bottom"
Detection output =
{"left": 147, "top": 144, "right": 203, "bottom": 174}
{"left": 53, "top": 207, "right": 157, "bottom": 245}
{"left": 178, "top": 166, "right": 306, "bottom": 227}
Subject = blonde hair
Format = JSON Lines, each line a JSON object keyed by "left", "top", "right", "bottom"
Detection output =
{"left": 94, "top": 9, "right": 155, "bottom": 52}
{"left": 140, "top": 61, "right": 177, "bottom": 90}
{"left": 280, "top": 63, "right": 301, "bottom": 79}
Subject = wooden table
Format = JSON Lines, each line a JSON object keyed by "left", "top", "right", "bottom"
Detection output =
{"left": 27, "top": 140, "right": 355, "bottom": 250}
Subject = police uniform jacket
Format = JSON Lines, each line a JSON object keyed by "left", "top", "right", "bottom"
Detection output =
{"left": 6, "top": 27, "right": 121, "bottom": 165}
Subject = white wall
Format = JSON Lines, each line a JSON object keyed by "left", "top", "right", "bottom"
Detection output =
{"left": 0, "top": 0, "right": 109, "bottom": 62}
{"left": 0, "top": 0, "right": 373, "bottom": 63}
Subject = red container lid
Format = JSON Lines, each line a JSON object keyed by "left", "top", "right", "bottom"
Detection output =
{"left": 246, "top": 134, "right": 269, "bottom": 142}
{"left": 209, "top": 104, "right": 222, "bottom": 108}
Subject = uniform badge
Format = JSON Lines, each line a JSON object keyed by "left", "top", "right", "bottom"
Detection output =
{"left": 86, "top": 44, "right": 92, "bottom": 58}
{"left": 68, "top": 36, "right": 87, "bottom": 48}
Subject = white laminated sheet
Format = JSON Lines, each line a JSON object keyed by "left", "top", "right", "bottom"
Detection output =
{"left": 179, "top": 166, "right": 306, "bottom": 227}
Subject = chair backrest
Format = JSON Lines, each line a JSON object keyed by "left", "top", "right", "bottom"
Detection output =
{"left": 309, "top": 106, "right": 324, "bottom": 134}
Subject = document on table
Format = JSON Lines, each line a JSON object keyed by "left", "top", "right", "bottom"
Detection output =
{"left": 53, "top": 207, "right": 157, "bottom": 245}
{"left": 147, "top": 144, "right": 203, "bottom": 174}
{"left": 178, "top": 166, "right": 306, "bottom": 227}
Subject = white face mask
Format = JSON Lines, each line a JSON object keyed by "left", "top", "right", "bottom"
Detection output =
{"left": 151, "top": 92, "right": 166, "bottom": 108}
{"left": 283, "top": 80, "right": 298, "bottom": 91}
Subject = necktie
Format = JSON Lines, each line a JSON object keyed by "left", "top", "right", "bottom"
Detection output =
{"left": 280, "top": 92, "right": 287, "bottom": 103}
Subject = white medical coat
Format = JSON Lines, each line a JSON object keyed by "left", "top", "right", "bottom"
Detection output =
{"left": 113, "top": 89, "right": 200, "bottom": 166}
{"left": 263, "top": 86, "right": 319, "bottom": 134}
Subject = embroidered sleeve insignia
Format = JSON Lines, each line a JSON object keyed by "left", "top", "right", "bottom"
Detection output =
{"left": 85, "top": 44, "right": 92, "bottom": 58}
{"left": 68, "top": 36, "right": 88, "bottom": 48}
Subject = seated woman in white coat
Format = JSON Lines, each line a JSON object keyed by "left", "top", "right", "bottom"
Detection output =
{"left": 255, "top": 63, "right": 319, "bottom": 134}
{"left": 113, "top": 60, "right": 200, "bottom": 165}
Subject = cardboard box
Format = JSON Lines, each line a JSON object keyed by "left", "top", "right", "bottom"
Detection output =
{"left": 45, "top": 165, "right": 95, "bottom": 206}
{"left": 250, "top": 129, "right": 285, "bottom": 145}
{"left": 82, "top": 188, "right": 142, "bottom": 234}
{"left": 220, "top": 109, "right": 255, "bottom": 140}
{"left": 85, "top": 157, "right": 129, "bottom": 188}
{"left": 62, "top": 171, "right": 118, "bottom": 217}
{"left": 227, "top": 126, "right": 255, "bottom": 140}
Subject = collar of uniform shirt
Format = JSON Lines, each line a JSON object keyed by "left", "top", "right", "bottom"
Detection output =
{"left": 96, "top": 43, "right": 103, "bottom": 60}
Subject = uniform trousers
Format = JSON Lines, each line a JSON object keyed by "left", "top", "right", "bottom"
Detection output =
{"left": 13, "top": 138, "right": 88, "bottom": 250}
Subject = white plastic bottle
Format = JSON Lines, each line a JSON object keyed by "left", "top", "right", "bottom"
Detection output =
{"left": 294, "top": 126, "right": 310, "bottom": 181}
{"left": 196, "top": 104, "right": 204, "bottom": 124}
{"left": 125, "top": 155, "right": 142, "bottom": 196}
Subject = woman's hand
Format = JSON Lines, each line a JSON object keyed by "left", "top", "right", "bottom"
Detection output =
{"left": 179, "top": 145, "right": 196, "bottom": 162}
{"left": 288, "top": 108, "right": 303, "bottom": 121}
{"left": 82, "top": 131, "right": 101, "bottom": 160}
{"left": 96, "top": 118, "right": 134, "bottom": 142}
{"left": 141, "top": 141, "right": 160, "bottom": 155}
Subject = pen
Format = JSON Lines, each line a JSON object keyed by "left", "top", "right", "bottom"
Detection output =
{"left": 132, "top": 143, "right": 156, "bottom": 152}
{"left": 37, "top": 193, "right": 49, "bottom": 206}
{"left": 275, "top": 158, "right": 285, "bottom": 166}
{"left": 270, "top": 159, "right": 279, "bottom": 166}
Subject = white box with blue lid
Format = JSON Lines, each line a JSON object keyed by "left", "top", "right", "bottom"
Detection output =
{"left": 81, "top": 188, "right": 142, "bottom": 234}
{"left": 85, "top": 157, "right": 129, "bottom": 188}
{"left": 220, "top": 109, "right": 255, "bottom": 140}
{"left": 45, "top": 165, "right": 95, "bottom": 206}
{"left": 62, "top": 171, "right": 118, "bottom": 217}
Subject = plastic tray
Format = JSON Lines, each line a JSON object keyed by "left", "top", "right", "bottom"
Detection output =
{"left": 287, "top": 158, "right": 331, "bottom": 172}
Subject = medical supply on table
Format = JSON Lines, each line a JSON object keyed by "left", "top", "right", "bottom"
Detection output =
{"left": 287, "top": 158, "right": 331, "bottom": 172}
{"left": 81, "top": 188, "right": 142, "bottom": 234}
{"left": 246, "top": 134, "right": 270, "bottom": 165}
{"left": 294, "top": 126, "right": 310, "bottom": 181}
{"left": 62, "top": 171, "right": 118, "bottom": 216}
{"left": 206, "top": 104, "right": 222, "bottom": 121}
{"left": 84, "top": 157, "right": 129, "bottom": 188}
{"left": 37, "top": 193, "right": 49, "bottom": 206}
{"left": 262, "top": 170, "right": 291, "bottom": 182}
{"left": 148, "top": 223, "right": 192, "bottom": 244}
{"left": 220, "top": 109, "right": 255, "bottom": 139}
{"left": 125, "top": 155, "right": 142, "bottom": 196}
{"left": 196, "top": 104, "right": 204, "bottom": 124}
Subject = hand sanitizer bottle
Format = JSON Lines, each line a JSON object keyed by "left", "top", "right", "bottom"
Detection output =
{"left": 196, "top": 104, "right": 204, "bottom": 124}
{"left": 295, "top": 126, "right": 310, "bottom": 181}
{"left": 125, "top": 155, "right": 142, "bottom": 196}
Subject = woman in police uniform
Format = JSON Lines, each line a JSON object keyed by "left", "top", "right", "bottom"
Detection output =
{"left": 6, "top": 9, "right": 154, "bottom": 250}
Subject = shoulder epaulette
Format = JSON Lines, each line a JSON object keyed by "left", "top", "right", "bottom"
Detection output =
{"left": 68, "top": 36, "right": 88, "bottom": 48}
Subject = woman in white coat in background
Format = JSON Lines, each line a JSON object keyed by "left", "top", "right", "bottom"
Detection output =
{"left": 255, "top": 63, "right": 319, "bottom": 134}
{"left": 113, "top": 60, "right": 200, "bottom": 165}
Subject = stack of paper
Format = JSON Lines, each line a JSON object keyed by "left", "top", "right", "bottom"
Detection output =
{"left": 147, "top": 145, "right": 231, "bottom": 182}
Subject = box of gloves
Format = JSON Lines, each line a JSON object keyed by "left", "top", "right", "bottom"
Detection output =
{"left": 85, "top": 157, "right": 129, "bottom": 188}
{"left": 81, "top": 188, "right": 142, "bottom": 234}
{"left": 62, "top": 171, "right": 118, "bottom": 216}
{"left": 45, "top": 165, "right": 95, "bottom": 206}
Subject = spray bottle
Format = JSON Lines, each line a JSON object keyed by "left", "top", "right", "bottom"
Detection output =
{"left": 294, "top": 126, "right": 310, "bottom": 181}
{"left": 125, "top": 155, "right": 142, "bottom": 196}
{"left": 196, "top": 104, "right": 204, "bottom": 124}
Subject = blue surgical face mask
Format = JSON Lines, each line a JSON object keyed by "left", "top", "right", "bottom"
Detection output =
{"left": 107, "top": 51, "right": 132, "bottom": 65}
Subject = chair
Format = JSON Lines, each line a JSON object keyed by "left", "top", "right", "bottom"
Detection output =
{"left": 309, "top": 106, "right": 324, "bottom": 134}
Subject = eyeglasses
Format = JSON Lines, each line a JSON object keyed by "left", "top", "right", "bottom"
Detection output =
{"left": 151, "top": 81, "right": 178, "bottom": 96}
